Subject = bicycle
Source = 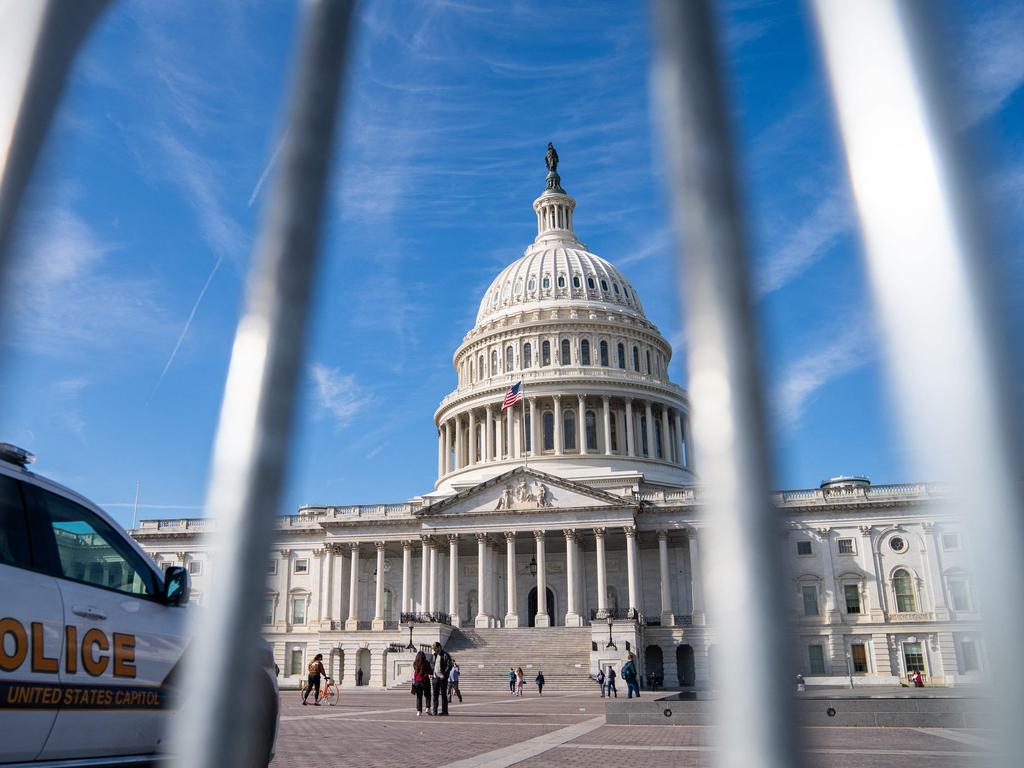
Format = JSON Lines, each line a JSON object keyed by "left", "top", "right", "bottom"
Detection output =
{"left": 299, "top": 676, "right": 338, "bottom": 706}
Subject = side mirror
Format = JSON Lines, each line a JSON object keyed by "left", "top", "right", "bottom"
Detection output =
{"left": 163, "top": 565, "right": 190, "bottom": 606}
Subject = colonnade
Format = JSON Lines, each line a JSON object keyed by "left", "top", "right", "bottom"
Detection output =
{"left": 437, "top": 394, "right": 691, "bottom": 477}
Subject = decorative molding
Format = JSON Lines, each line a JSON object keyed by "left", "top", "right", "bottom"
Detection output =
{"left": 279, "top": 549, "right": 293, "bottom": 558}
{"left": 533, "top": 529, "right": 546, "bottom": 541}
{"left": 375, "top": 541, "right": 386, "bottom": 551}
{"left": 503, "top": 531, "right": 516, "bottom": 542}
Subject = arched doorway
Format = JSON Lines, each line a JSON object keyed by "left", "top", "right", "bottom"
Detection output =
{"left": 527, "top": 586, "right": 556, "bottom": 626}
{"left": 677, "top": 644, "right": 695, "bottom": 687}
{"left": 645, "top": 645, "right": 664, "bottom": 688}
{"left": 355, "top": 648, "right": 370, "bottom": 686}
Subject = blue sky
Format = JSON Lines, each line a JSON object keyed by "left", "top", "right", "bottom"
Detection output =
{"left": 1, "top": 1, "right": 1021, "bottom": 528}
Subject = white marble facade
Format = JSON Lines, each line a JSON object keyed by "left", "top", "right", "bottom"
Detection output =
{"left": 130, "top": 156, "right": 985, "bottom": 690}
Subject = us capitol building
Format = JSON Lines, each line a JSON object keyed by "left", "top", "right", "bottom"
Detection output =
{"left": 131, "top": 149, "right": 984, "bottom": 692}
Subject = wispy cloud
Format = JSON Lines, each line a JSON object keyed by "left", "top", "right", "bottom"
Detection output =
{"left": 309, "top": 364, "right": 369, "bottom": 430}
{"left": 958, "top": 0, "right": 1024, "bottom": 127}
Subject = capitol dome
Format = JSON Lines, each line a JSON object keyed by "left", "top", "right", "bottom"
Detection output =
{"left": 432, "top": 147, "right": 694, "bottom": 495}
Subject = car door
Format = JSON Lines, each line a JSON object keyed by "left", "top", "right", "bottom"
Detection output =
{"left": 0, "top": 472, "right": 63, "bottom": 762}
{"left": 26, "top": 484, "right": 188, "bottom": 760}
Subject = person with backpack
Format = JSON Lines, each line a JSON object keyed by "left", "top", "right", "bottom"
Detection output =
{"left": 508, "top": 667, "right": 516, "bottom": 695}
{"left": 302, "top": 653, "right": 326, "bottom": 706}
{"left": 535, "top": 670, "right": 545, "bottom": 696}
{"left": 448, "top": 660, "right": 463, "bottom": 704}
{"left": 622, "top": 653, "right": 640, "bottom": 699}
{"left": 412, "top": 650, "right": 431, "bottom": 716}
{"left": 431, "top": 642, "right": 453, "bottom": 716}
{"left": 596, "top": 667, "right": 606, "bottom": 697}
{"left": 606, "top": 665, "right": 618, "bottom": 697}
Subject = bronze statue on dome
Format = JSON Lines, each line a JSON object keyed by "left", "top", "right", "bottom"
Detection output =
{"left": 544, "top": 143, "right": 565, "bottom": 193}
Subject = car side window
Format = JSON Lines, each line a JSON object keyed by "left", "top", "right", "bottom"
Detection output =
{"left": 0, "top": 474, "right": 31, "bottom": 567}
{"left": 32, "top": 487, "right": 157, "bottom": 597}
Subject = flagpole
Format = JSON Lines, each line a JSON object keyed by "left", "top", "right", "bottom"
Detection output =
{"left": 521, "top": 377, "right": 528, "bottom": 471}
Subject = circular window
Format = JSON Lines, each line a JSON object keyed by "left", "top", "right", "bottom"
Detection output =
{"left": 889, "top": 536, "right": 907, "bottom": 553}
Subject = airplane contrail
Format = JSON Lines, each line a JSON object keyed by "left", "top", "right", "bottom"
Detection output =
{"left": 248, "top": 131, "right": 288, "bottom": 207}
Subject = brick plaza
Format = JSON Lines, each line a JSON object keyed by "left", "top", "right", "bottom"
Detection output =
{"left": 269, "top": 689, "right": 992, "bottom": 767}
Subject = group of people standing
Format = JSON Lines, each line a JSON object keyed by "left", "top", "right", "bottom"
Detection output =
{"left": 412, "top": 642, "right": 462, "bottom": 716}
{"left": 508, "top": 666, "right": 545, "bottom": 696}
{"left": 596, "top": 653, "right": 641, "bottom": 699}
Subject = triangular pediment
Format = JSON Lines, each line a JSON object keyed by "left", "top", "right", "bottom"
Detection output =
{"left": 419, "top": 467, "right": 632, "bottom": 518}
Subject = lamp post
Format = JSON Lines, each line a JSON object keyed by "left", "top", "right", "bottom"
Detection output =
{"left": 406, "top": 622, "right": 415, "bottom": 651}
{"left": 605, "top": 614, "right": 616, "bottom": 649}
{"left": 528, "top": 556, "right": 537, "bottom": 577}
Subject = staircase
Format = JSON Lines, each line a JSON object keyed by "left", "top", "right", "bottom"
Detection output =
{"left": 441, "top": 627, "right": 595, "bottom": 693}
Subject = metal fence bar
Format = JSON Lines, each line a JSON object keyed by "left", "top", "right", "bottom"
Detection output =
{"left": 168, "top": 1, "right": 354, "bottom": 766}
{"left": 811, "top": 3, "right": 1024, "bottom": 765}
{"left": 650, "top": 3, "right": 804, "bottom": 767}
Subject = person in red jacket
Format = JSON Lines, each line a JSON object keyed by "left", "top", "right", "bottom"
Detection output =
{"left": 413, "top": 651, "right": 432, "bottom": 716}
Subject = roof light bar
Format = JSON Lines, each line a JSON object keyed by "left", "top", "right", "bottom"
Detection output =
{"left": 0, "top": 442, "right": 35, "bottom": 467}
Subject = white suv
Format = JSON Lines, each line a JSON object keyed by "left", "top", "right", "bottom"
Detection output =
{"left": 0, "top": 443, "right": 278, "bottom": 766}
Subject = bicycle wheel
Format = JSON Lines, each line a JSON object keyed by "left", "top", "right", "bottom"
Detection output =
{"left": 326, "top": 685, "right": 338, "bottom": 706}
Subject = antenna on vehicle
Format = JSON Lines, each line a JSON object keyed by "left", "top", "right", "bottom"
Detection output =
{"left": 131, "top": 480, "right": 140, "bottom": 529}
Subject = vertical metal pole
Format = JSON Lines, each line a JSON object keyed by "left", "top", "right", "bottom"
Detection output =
{"left": 811, "top": 3, "right": 1024, "bottom": 765}
{"left": 169, "top": 1, "right": 354, "bottom": 766}
{"left": 651, "top": 2, "right": 803, "bottom": 767}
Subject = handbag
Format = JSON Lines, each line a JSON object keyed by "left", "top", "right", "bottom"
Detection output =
{"left": 410, "top": 680, "right": 417, "bottom": 695}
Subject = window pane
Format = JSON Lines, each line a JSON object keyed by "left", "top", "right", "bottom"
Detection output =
{"left": 293, "top": 597, "right": 305, "bottom": 624}
{"left": 294, "top": 559, "right": 309, "bottom": 574}
{"left": 38, "top": 488, "right": 156, "bottom": 596}
{"left": 796, "top": 541, "right": 812, "bottom": 556}
{"left": 961, "top": 640, "right": 979, "bottom": 671}
{"left": 262, "top": 598, "right": 274, "bottom": 625}
{"left": 0, "top": 475, "right": 31, "bottom": 568}
{"left": 949, "top": 579, "right": 971, "bottom": 611}
{"left": 600, "top": 341, "right": 609, "bottom": 367}
{"left": 585, "top": 411, "right": 597, "bottom": 450}
{"left": 845, "top": 584, "right": 861, "bottom": 614}
{"left": 564, "top": 412, "right": 576, "bottom": 450}
{"left": 542, "top": 341, "right": 551, "bottom": 366}
{"left": 581, "top": 339, "right": 591, "bottom": 365}
{"left": 561, "top": 339, "right": 570, "bottom": 365}
{"left": 893, "top": 570, "right": 916, "bottom": 612}
{"left": 903, "top": 642, "right": 924, "bottom": 673}
{"left": 543, "top": 412, "right": 554, "bottom": 451}
{"left": 523, "top": 343, "right": 532, "bottom": 368}
{"left": 632, "top": 346, "right": 640, "bottom": 372}
{"left": 851, "top": 644, "right": 868, "bottom": 672}
{"left": 617, "top": 343, "right": 625, "bottom": 369}
{"left": 838, "top": 539, "right": 855, "bottom": 555}
{"left": 290, "top": 648, "right": 303, "bottom": 675}
{"left": 802, "top": 585, "right": 819, "bottom": 616}
{"left": 808, "top": 645, "right": 825, "bottom": 675}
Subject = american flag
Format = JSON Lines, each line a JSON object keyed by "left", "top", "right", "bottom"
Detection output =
{"left": 502, "top": 381, "right": 523, "bottom": 410}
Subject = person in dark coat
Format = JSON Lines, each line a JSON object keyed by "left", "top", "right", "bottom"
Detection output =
{"left": 535, "top": 670, "right": 545, "bottom": 695}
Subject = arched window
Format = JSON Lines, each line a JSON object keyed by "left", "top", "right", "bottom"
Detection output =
{"left": 654, "top": 419, "right": 663, "bottom": 458}
{"left": 617, "top": 343, "right": 626, "bottom": 369}
{"left": 580, "top": 339, "right": 591, "bottom": 365}
{"left": 632, "top": 346, "right": 641, "bottom": 372}
{"left": 600, "top": 340, "right": 609, "bottom": 366}
{"left": 572, "top": 275, "right": 581, "bottom": 289}
{"left": 514, "top": 278, "right": 523, "bottom": 295}
{"left": 624, "top": 286, "right": 630, "bottom": 299}
{"left": 640, "top": 414, "right": 649, "bottom": 456}
{"left": 523, "top": 342, "right": 532, "bottom": 369}
{"left": 491, "top": 350, "right": 498, "bottom": 375}
{"left": 564, "top": 410, "right": 576, "bottom": 450}
{"left": 557, "top": 274, "right": 566, "bottom": 289}
{"left": 893, "top": 569, "right": 917, "bottom": 612}
{"left": 475, "top": 424, "right": 482, "bottom": 460}
{"left": 506, "top": 345, "right": 514, "bottom": 371}
{"left": 542, "top": 275, "right": 551, "bottom": 290}
{"left": 528, "top": 277, "right": 536, "bottom": 292}
{"left": 502, "top": 282, "right": 511, "bottom": 299}
{"left": 543, "top": 411, "right": 554, "bottom": 451}
{"left": 524, "top": 412, "right": 532, "bottom": 453}
{"left": 384, "top": 589, "right": 394, "bottom": 621}
{"left": 613, "top": 282, "right": 620, "bottom": 294}
{"left": 541, "top": 340, "right": 551, "bottom": 366}
{"left": 587, "top": 277, "right": 596, "bottom": 290}
{"left": 469, "top": 359, "right": 474, "bottom": 383}
{"left": 561, "top": 338, "right": 571, "bottom": 365}
{"left": 585, "top": 410, "right": 597, "bottom": 451}
{"left": 646, "top": 350, "right": 652, "bottom": 375}
{"left": 479, "top": 353, "right": 484, "bottom": 379}
{"left": 601, "top": 279, "right": 609, "bottom": 291}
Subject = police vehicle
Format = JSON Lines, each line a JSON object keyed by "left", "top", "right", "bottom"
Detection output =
{"left": 0, "top": 443, "right": 279, "bottom": 765}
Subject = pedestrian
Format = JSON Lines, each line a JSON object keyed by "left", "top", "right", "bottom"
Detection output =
{"left": 508, "top": 667, "right": 516, "bottom": 695}
{"left": 448, "top": 660, "right": 463, "bottom": 704}
{"left": 606, "top": 665, "right": 618, "bottom": 698}
{"left": 356, "top": 667, "right": 364, "bottom": 687}
{"left": 597, "top": 667, "right": 606, "bottom": 697}
{"left": 515, "top": 667, "right": 525, "bottom": 697}
{"left": 302, "top": 653, "right": 325, "bottom": 706}
{"left": 412, "top": 650, "right": 431, "bottom": 717}
{"left": 913, "top": 670, "right": 924, "bottom": 688}
{"left": 622, "top": 654, "right": 640, "bottom": 699}
{"left": 431, "top": 642, "right": 453, "bottom": 716}
{"left": 535, "top": 670, "right": 545, "bottom": 695}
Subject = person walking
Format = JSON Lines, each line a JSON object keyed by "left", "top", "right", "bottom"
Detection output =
{"left": 448, "top": 661, "right": 463, "bottom": 704}
{"left": 431, "top": 642, "right": 453, "bottom": 716}
{"left": 356, "top": 667, "right": 364, "bottom": 687}
{"left": 515, "top": 667, "right": 525, "bottom": 697}
{"left": 622, "top": 654, "right": 640, "bottom": 699}
{"left": 508, "top": 667, "right": 516, "bottom": 695}
{"left": 412, "top": 650, "right": 431, "bottom": 716}
{"left": 606, "top": 665, "right": 618, "bottom": 698}
{"left": 535, "top": 670, "right": 545, "bottom": 696}
{"left": 597, "top": 667, "right": 606, "bottom": 697}
{"left": 302, "top": 653, "right": 326, "bottom": 706}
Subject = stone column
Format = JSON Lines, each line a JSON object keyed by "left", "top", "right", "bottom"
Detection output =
{"left": 448, "top": 535, "right": 460, "bottom": 627}
{"left": 688, "top": 528, "right": 705, "bottom": 625}
{"left": 595, "top": 528, "right": 608, "bottom": 617}
{"left": 818, "top": 527, "right": 842, "bottom": 623}
{"left": 658, "top": 531, "right": 675, "bottom": 626}
{"left": 602, "top": 397, "right": 612, "bottom": 455}
{"left": 490, "top": 540, "right": 501, "bottom": 618}
{"left": 624, "top": 526, "right": 638, "bottom": 616}
{"left": 922, "top": 522, "right": 950, "bottom": 620}
{"left": 495, "top": 409, "right": 504, "bottom": 460}
{"left": 660, "top": 406, "right": 671, "bottom": 462}
{"left": 468, "top": 409, "right": 477, "bottom": 465}
{"left": 335, "top": 545, "right": 348, "bottom": 624}
{"left": 625, "top": 399, "right": 635, "bottom": 456}
{"left": 428, "top": 540, "right": 438, "bottom": 614}
{"left": 372, "top": 541, "right": 386, "bottom": 630}
{"left": 529, "top": 397, "right": 538, "bottom": 456}
{"left": 419, "top": 536, "right": 429, "bottom": 613}
{"left": 437, "top": 428, "right": 444, "bottom": 478}
{"left": 553, "top": 396, "right": 563, "bottom": 456}
{"left": 475, "top": 533, "right": 489, "bottom": 627}
{"left": 577, "top": 394, "right": 587, "bottom": 453}
{"left": 321, "top": 545, "right": 335, "bottom": 629}
{"left": 505, "top": 532, "right": 519, "bottom": 627}
{"left": 673, "top": 410, "right": 684, "bottom": 466}
{"left": 534, "top": 530, "right": 550, "bottom": 627}
{"left": 456, "top": 417, "right": 465, "bottom": 469}
{"left": 644, "top": 401, "right": 654, "bottom": 457}
{"left": 564, "top": 530, "right": 582, "bottom": 626}
{"left": 506, "top": 406, "right": 514, "bottom": 458}
{"left": 277, "top": 549, "right": 291, "bottom": 629}
{"left": 401, "top": 540, "right": 412, "bottom": 615}
{"left": 345, "top": 544, "right": 360, "bottom": 630}
{"left": 859, "top": 525, "right": 885, "bottom": 621}
{"left": 443, "top": 421, "right": 451, "bottom": 475}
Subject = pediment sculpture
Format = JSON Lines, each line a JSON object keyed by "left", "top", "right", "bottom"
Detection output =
{"left": 495, "top": 478, "right": 552, "bottom": 510}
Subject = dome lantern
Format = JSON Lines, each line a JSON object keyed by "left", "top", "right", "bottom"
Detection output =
{"left": 533, "top": 143, "right": 579, "bottom": 246}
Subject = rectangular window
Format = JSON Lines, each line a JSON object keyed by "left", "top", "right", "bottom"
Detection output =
{"left": 802, "top": 585, "right": 819, "bottom": 616}
{"left": 293, "top": 558, "right": 309, "bottom": 574}
{"left": 268, "top": 559, "right": 278, "bottom": 575}
{"left": 292, "top": 597, "right": 306, "bottom": 625}
{"left": 837, "top": 538, "right": 856, "bottom": 555}
{"left": 188, "top": 560, "right": 202, "bottom": 575}
{"left": 262, "top": 598, "right": 274, "bottom": 625}
{"left": 289, "top": 648, "right": 303, "bottom": 676}
{"left": 851, "top": 643, "right": 868, "bottom": 673}
{"left": 808, "top": 645, "right": 826, "bottom": 675}
{"left": 903, "top": 641, "right": 925, "bottom": 673}
{"left": 796, "top": 541, "right": 813, "bottom": 556}
{"left": 0, "top": 474, "right": 31, "bottom": 568}
{"left": 961, "top": 640, "right": 979, "bottom": 672}
{"left": 844, "top": 584, "right": 861, "bottom": 614}
{"left": 948, "top": 579, "right": 972, "bottom": 611}
{"left": 941, "top": 533, "right": 961, "bottom": 550}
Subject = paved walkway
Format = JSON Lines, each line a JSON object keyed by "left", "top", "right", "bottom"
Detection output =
{"left": 270, "top": 689, "right": 994, "bottom": 768}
